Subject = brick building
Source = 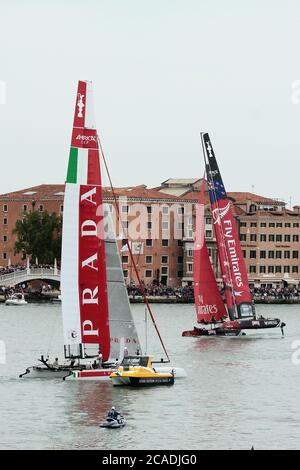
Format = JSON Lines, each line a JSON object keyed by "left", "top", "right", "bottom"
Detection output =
{"left": 1, "top": 182, "right": 300, "bottom": 288}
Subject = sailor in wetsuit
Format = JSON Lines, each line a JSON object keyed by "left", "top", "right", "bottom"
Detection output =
{"left": 108, "top": 406, "right": 119, "bottom": 420}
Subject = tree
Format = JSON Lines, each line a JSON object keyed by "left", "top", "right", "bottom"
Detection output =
{"left": 13, "top": 211, "right": 62, "bottom": 264}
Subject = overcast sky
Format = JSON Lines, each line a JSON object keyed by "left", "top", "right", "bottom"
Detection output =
{"left": 1, "top": 0, "right": 300, "bottom": 206}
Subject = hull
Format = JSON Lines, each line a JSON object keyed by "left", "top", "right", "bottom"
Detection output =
{"left": 155, "top": 366, "right": 186, "bottom": 378}
{"left": 238, "top": 318, "right": 282, "bottom": 330}
{"left": 100, "top": 418, "right": 126, "bottom": 428}
{"left": 111, "top": 375, "right": 174, "bottom": 387}
{"left": 182, "top": 326, "right": 242, "bottom": 337}
{"left": 20, "top": 366, "right": 116, "bottom": 380}
{"left": 5, "top": 300, "right": 27, "bottom": 306}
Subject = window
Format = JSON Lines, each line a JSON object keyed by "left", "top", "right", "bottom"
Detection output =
{"left": 293, "top": 251, "right": 299, "bottom": 259}
{"left": 284, "top": 266, "right": 290, "bottom": 273}
{"left": 3, "top": 235, "right": 7, "bottom": 242}
{"left": 161, "top": 256, "right": 168, "bottom": 264}
{"left": 293, "top": 235, "right": 299, "bottom": 242}
{"left": 269, "top": 223, "right": 275, "bottom": 228}
{"left": 162, "top": 206, "right": 169, "bottom": 215}
{"left": 39, "top": 205, "right": 44, "bottom": 212}
{"left": 250, "top": 222, "right": 257, "bottom": 227}
{"left": 268, "top": 251, "right": 274, "bottom": 259}
{"left": 250, "top": 250, "right": 256, "bottom": 259}
{"left": 285, "top": 223, "right": 291, "bottom": 228}
{"left": 275, "top": 266, "right": 282, "bottom": 273}
{"left": 260, "top": 251, "right": 266, "bottom": 259}
{"left": 249, "top": 265, "right": 256, "bottom": 273}
{"left": 147, "top": 221, "right": 152, "bottom": 229}
{"left": 147, "top": 206, "right": 152, "bottom": 214}
{"left": 3, "top": 218, "right": 7, "bottom": 225}
{"left": 206, "top": 217, "right": 212, "bottom": 225}
{"left": 178, "top": 256, "right": 183, "bottom": 264}
{"left": 292, "top": 266, "right": 299, "bottom": 273}
{"left": 145, "top": 270, "right": 152, "bottom": 278}
{"left": 293, "top": 223, "right": 299, "bottom": 228}
{"left": 275, "top": 251, "right": 282, "bottom": 259}
{"left": 276, "top": 235, "right": 282, "bottom": 242}
{"left": 250, "top": 234, "right": 257, "bottom": 242}
{"left": 3, "top": 205, "right": 8, "bottom": 212}
{"left": 284, "top": 235, "right": 290, "bottom": 242}
{"left": 284, "top": 251, "right": 290, "bottom": 259}
{"left": 268, "top": 266, "right": 275, "bottom": 273}
{"left": 208, "top": 248, "right": 212, "bottom": 257}
{"left": 122, "top": 205, "right": 129, "bottom": 213}
{"left": 162, "top": 221, "right": 169, "bottom": 230}
{"left": 122, "top": 255, "right": 129, "bottom": 264}
{"left": 177, "top": 240, "right": 183, "bottom": 246}
{"left": 60, "top": 205, "right": 64, "bottom": 213}
{"left": 177, "top": 271, "right": 183, "bottom": 278}
{"left": 146, "top": 255, "right": 153, "bottom": 264}
{"left": 123, "top": 221, "right": 129, "bottom": 229}
{"left": 260, "top": 222, "right": 267, "bottom": 227}
{"left": 3, "top": 252, "right": 7, "bottom": 260}
{"left": 187, "top": 249, "right": 193, "bottom": 257}
{"left": 242, "top": 250, "right": 246, "bottom": 258}
{"left": 178, "top": 207, "right": 184, "bottom": 215}
{"left": 146, "top": 239, "right": 153, "bottom": 247}
{"left": 260, "top": 266, "right": 266, "bottom": 273}
{"left": 249, "top": 204, "right": 257, "bottom": 213}
{"left": 206, "top": 230, "right": 213, "bottom": 238}
{"left": 161, "top": 266, "right": 168, "bottom": 275}
{"left": 123, "top": 269, "right": 128, "bottom": 278}
{"left": 162, "top": 239, "right": 169, "bottom": 247}
{"left": 23, "top": 204, "right": 28, "bottom": 212}
{"left": 269, "top": 235, "right": 275, "bottom": 242}
{"left": 240, "top": 234, "right": 246, "bottom": 241}
{"left": 276, "top": 223, "right": 282, "bottom": 228}
{"left": 260, "top": 234, "right": 266, "bottom": 242}
{"left": 187, "top": 263, "right": 193, "bottom": 273}
{"left": 240, "top": 222, "right": 247, "bottom": 227}
{"left": 177, "top": 222, "right": 184, "bottom": 230}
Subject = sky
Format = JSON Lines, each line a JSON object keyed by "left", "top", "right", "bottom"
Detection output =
{"left": 1, "top": 0, "right": 300, "bottom": 206}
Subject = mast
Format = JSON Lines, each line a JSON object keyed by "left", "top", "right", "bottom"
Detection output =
{"left": 194, "top": 178, "right": 227, "bottom": 322}
{"left": 201, "top": 132, "right": 255, "bottom": 321}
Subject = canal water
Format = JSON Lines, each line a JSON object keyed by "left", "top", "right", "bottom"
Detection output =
{"left": 0, "top": 302, "right": 299, "bottom": 449}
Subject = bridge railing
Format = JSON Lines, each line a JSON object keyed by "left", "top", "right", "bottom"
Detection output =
{"left": 0, "top": 267, "right": 61, "bottom": 285}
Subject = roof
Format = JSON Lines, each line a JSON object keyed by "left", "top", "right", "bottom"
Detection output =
{"left": 228, "top": 192, "right": 285, "bottom": 206}
{"left": 161, "top": 178, "right": 201, "bottom": 186}
{"left": 0, "top": 184, "right": 65, "bottom": 201}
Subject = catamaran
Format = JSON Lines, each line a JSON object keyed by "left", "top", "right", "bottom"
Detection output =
{"left": 182, "top": 133, "right": 286, "bottom": 337}
{"left": 20, "top": 80, "right": 185, "bottom": 379}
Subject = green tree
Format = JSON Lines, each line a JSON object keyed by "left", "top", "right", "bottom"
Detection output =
{"left": 13, "top": 211, "right": 62, "bottom": 264}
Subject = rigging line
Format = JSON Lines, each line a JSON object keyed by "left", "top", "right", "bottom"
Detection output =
{"left": 200, "top": 133, "right": 238, "bottom": 315}
{"left": 97, "top": 134, "right": 170, "bottom": 363}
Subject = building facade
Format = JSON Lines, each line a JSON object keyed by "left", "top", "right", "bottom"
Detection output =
{"left": 1, "top": 182, "right": 300, "bottom": 288}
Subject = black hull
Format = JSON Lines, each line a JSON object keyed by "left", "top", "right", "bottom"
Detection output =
{"left": 129, "top": 376, "right": 174, "bottom": 386}
{"left": 238, "top": 318, "right": 282, "bottom": 330}
{"left": 182, "top": 326, "right": 242, "bottom": 337}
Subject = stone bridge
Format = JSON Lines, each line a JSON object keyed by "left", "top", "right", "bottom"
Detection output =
{"left": 0, "top": 267, "right": 61, "bottom": 287}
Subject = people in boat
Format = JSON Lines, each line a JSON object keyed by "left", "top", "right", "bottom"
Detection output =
{"left": 123, "top": 347, "right": 129, "bottom": 357}
{"left": 107, "top": 406, "right": 120, "bottom": 420}
{"left": 98, "top": 349, "right": 103, "bottom": 368}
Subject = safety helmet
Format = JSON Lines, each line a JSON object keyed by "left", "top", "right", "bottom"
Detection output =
{"left": 111, "top": 406, "right": 115, "bottom": 410}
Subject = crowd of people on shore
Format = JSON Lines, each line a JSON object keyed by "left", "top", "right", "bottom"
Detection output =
{"left": 127, "top": 282, "right": 194, "bottom": 300}
{"left": 251, "top": 286, "right": 300, "bottom": 301}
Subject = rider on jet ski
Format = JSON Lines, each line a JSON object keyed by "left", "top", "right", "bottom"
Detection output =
{"left": 107, "top": 406, "right": 120, "bottom": 420}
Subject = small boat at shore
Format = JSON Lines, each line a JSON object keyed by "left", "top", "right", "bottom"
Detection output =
{"left": 5, "top": 294, "right": 28, "bottom": 306}
{"left": 110, "top": 355, "right": 175, "bottom": 387}
{"left": 182, "top": 133, "right": 285, "bottom": 338}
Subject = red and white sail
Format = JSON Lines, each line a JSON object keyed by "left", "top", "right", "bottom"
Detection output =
{"left": 194, "top": 179, "right": 227, "bottom": 322}
{"left": 61, "top": 81, "right": 140, "bottom": 361}
{"left": 201, "top": 132, "right": 255, "bottom": 320}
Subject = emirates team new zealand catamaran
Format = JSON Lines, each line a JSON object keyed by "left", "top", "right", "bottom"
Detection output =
{"left": 21, "top": 80, "right": 184, "bottom": 379}
{"left": 182, "top": 133, "right": 286, "bottom": 337}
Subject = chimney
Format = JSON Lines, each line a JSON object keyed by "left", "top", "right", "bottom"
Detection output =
{"left": 293, "top": 205, "right": 300, "bottom": 214}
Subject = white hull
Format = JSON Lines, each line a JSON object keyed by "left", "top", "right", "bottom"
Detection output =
{"left": 5, "top": 300, "right": 28, "bottom": 306}
{"left": 155, "top": 366, "right": 187, "bottom": 378}
{"left": 20, "top": 365, "right": 116, "bottom": 381}
{"left": 20, "top": 367, "right": 72, "bottom": 379}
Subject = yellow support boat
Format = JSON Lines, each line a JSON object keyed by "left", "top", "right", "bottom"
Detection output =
{"left": 110, "top": 355, "right": 175, "bottom": 387}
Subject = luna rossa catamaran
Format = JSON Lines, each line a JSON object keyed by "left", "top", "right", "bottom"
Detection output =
{"left": 182, "top": 132, "right": 286, "bottom": 337}
{"left": 21, "top": 80, "right": 184, "bottom": 380}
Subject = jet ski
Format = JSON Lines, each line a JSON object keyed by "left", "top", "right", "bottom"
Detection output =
{"left": 100, "top": 416, "right": 126, "bottom": 428}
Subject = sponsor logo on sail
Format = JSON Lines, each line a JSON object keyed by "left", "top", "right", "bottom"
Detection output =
{"left": 212, "top": 202, "right": 231, "bottom": 225}
{"left": 77, "top": 93, "right": 85, "bottom": 118}
{"left": 76, "top": 134, "right": 97, "bottom": 143}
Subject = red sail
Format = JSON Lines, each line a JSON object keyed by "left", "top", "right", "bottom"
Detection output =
{"left": 202, "top": 133, "right": 254, "bottom": 320}
{"left": 194, "top": 179, "right": 228, "bottom": 322}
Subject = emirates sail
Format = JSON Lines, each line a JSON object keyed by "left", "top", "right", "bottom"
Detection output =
{"left": 201, "top": 132, "right": 255, "bottom": 320}
{"left": 61, "top": 81, "right": 141, "bottom": 361}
